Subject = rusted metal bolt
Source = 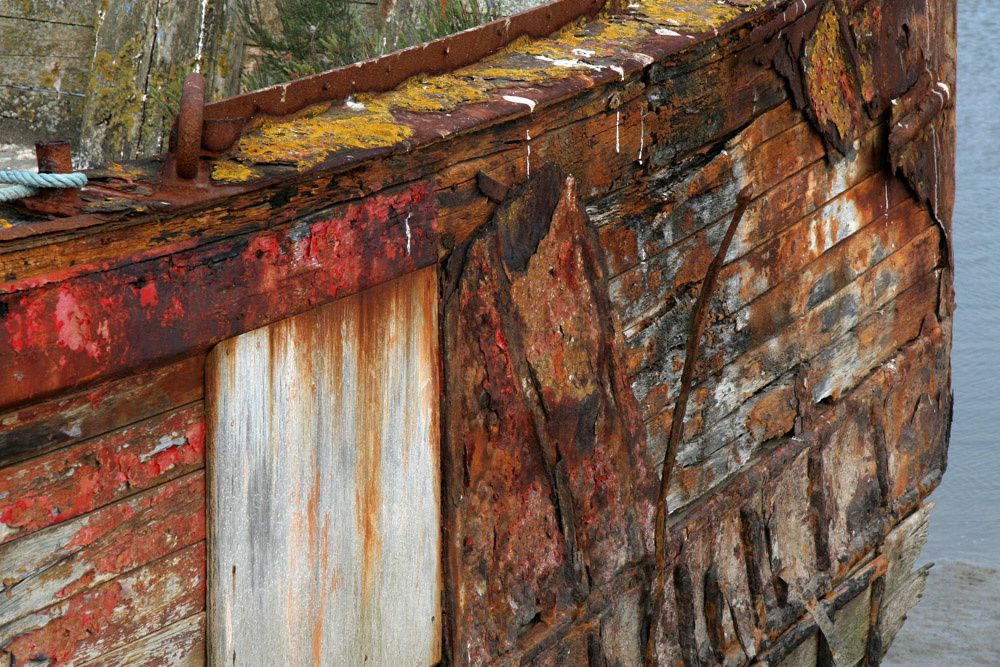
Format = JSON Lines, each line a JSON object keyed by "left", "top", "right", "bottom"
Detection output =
{"left": 35, "top": 140, "right": 73, "bottom": 175}
{"left": 176, "top": 72, "right": 206, "bottom": 180}
{"left": 32, "top": 140, "right": 80, "bottom": 214}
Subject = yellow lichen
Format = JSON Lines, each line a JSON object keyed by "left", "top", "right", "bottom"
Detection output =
{"left": 212, "top": 160, "right": 259, "bottom": 183}
{"left": 626, "top": 0, "right": 766, "bottom": 32}
{"left": 234, "top": 103, "right": 413, "bottom": 170}
{"left": 803, "top": 4, "right": 860, "bottom": 147}
{"left": 0, "top": 219, "right": 12, "bottom": 230}
{"left": 223, "top": 0, "right": 769, "bottom": 174}
{"left": 86, "top": 37, "right": 146, "bottom": 160}
{"left": 361, "top": 73, "right": 490, "bottom": 114}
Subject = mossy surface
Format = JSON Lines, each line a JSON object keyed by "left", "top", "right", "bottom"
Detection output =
{"left": 234, "top": 103, "right": 414, "bottom": 169}
{"left": 212, "top": 160, "right": 260, "bottom": 183}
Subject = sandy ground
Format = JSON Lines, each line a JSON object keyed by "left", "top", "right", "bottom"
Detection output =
{"left": 884, "top": 561, "right": 1000, "bottom": 665}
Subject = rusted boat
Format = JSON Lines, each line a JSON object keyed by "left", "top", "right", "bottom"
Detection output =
{"left": 0, "top": 0, "right": 954, "bottom": 664}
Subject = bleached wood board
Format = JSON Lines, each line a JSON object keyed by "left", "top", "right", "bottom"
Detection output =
{"left": 207, "top": 267, "right": 441, "bottom": 666}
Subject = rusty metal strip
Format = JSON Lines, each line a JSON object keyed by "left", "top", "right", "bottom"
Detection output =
{"left": 889, "top": 80, "right": 952, "bottom": 154}
{"left": 644, "top": 186, "right": 752, "bottom": 667}
{"left": 194, "top": 0, "right": 607, "bottom": 153}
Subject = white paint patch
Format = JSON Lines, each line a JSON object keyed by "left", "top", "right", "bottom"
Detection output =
{"left": 194, "top": 0, "right": 210, "bottom": 73}
{"left": 610, "top": 65, "right": 626, "bottom": 81}
{"left": 526, "top": 130, "right": 532, "bottom": 177}
{"left": 503, "top": 95, "right": 537, "bottom": 112}
{"left": 631, "top": 52, "right": 655, "bottom": 66}
{"left": 61, "top": 419, "right": 83, "bottom": 438}
{"left": 638, "top": 113, "right": 645, "bottom": 164}
{"left": 655, "top": 28, "right": 682, "bottom": 36}
{"left": 534, "top": 55, "right": 604, "bottom": 73}
{"left": 615, "top": 110, "right": 621, "bottom": 153}
{"left": 404, "top": 213, "right": 412, "bottom": 255}
{"left": 141, "top": 433, "right": 187, "bottom": 462}
{"left": 345, "top": 97, "right": 366, "bottom": 111}
{"left": 572, "top": 48, "right": 596, "bottom": 58}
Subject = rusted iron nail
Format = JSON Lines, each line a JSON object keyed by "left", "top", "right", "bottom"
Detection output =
{"left": 176, "top": 72, "right": 206, "bottom": 180}
{"left": 644, "top": 185, "right": 753, "bottom": 667}
{"left": 22, "top": 140, "right": 80, "bottom": 216}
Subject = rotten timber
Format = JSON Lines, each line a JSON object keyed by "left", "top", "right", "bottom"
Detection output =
{"left": 0, "top": 0, "right": 954, "bottom": 663}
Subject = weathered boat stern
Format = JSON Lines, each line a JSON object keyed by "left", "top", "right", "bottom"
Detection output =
{"left": 0, "top": 0, "right": 953, "bottom": 664}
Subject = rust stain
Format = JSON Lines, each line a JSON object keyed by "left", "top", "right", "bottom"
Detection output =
{"left": 355, "top": 279, "right": 388, "bottom": 615}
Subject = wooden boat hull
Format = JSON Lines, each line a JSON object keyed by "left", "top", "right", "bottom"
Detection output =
{"left": 0, "top": 0, "right": 954, "bottom": 663}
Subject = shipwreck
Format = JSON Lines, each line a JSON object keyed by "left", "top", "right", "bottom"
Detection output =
{"left": 0, "top": 0, "right": 954, "bottom": 664}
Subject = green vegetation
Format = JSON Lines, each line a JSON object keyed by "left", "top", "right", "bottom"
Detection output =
{"left": 239, "top": 0, "right": 499, "bottom": 90}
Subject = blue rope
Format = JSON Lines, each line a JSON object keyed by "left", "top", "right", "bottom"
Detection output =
{"left": 0, "top": 170, "right": 88, "bottom": 203}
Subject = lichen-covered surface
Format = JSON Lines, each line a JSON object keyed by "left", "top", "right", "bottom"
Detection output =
{"left": 0, "top": 0, "right": 954, "bottom": 663}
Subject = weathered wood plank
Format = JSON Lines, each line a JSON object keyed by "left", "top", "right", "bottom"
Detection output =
{"left": 0, "top": 405, "right": 204, "bottom": 543}
{"left": 875, "top": 504, "right": 932, "bottom": 654}
{"left": 0, "top": 185, "right": 436, "bottom": 411}
{"left": 0, "top": 17, "right": 92, "bottom": 57}
{"left": 207, "top": 266, "right": 441, "bottom": 665}
{"left": 664, "top": 265, "right": 942, "bottom": 513}
{"left": 632, "top": 187, "right": 928, "bottom": 424}
{"left": 0, "top": 0, "right": 98, "bottom": 26}
{"left": 0, "top": 56, "right": 90, "bottom": 94}
{"left": 81, "top": 612, "right": 205, "bottom": 667}
{"left": 642, "top": 215, "right": 941, "bottom": 504}
{"left": 442, "top": 165, "right": 655, "bottom": 664}
{"left": 0, "top": 541, "right": 205, "bottom": 665}
{"left": 0, "top": 355, "right": 203, "bottom": 467}
{"left": 0, "top": 472, "right": 205, "bottom": 630}
{"left": 77, "top": 0, "right": 157, "bottom": 165}
{"left": 0, "top": 84, "right": 85, "bottom": 141}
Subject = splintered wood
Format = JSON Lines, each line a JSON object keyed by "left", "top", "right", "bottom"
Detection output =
{"left": 206, "top": 267, "right": 441, "bottom": 665}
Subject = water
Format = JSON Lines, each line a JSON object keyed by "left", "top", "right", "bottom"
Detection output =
{"left": 885, "top": 1, "right": 1000, "bottom": 662}
{"left": 919, "top": 1, "right": 1000, "bottom": 568}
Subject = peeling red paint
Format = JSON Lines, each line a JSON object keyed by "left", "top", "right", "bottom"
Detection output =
{"left": 0, "top": 406, "right": 205, "bottom": 543}
{"left": 0, "top": 184, "right": 436, "bottom": 410}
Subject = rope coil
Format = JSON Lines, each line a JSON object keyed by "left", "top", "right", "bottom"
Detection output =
{"left": 0, "top": 169, "right": 88, "bottom": 203}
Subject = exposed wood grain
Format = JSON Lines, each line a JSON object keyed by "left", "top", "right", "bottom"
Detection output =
{"left": 0, "top": 403, "right": 204, "bottom": 543}
{"left": 207, "top": 267, "right": 440, "bottom": 665}
{"left": 875, "top": 504, "right": 932, "bottom": 654}
{"left": 81, "top": 612, "right": 205, "bottom": 667}
{"left": 0, "top": 472, "right": 205, "bottom": 631}
{"left": 0, "top": 0, "right": 957, "bottom": 662}
{"left": 0, "top": 355, "right": 204, "bottom": 467}
{"left": 0, "top": 541, "right": 205, "bottom": 665}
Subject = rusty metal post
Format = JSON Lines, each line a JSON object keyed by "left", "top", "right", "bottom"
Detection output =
{"left": 175, "top": 73, "right": 206, "bottom": 180}
{"left": 27, "top": 140, "right": 80, "bottom": 216}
